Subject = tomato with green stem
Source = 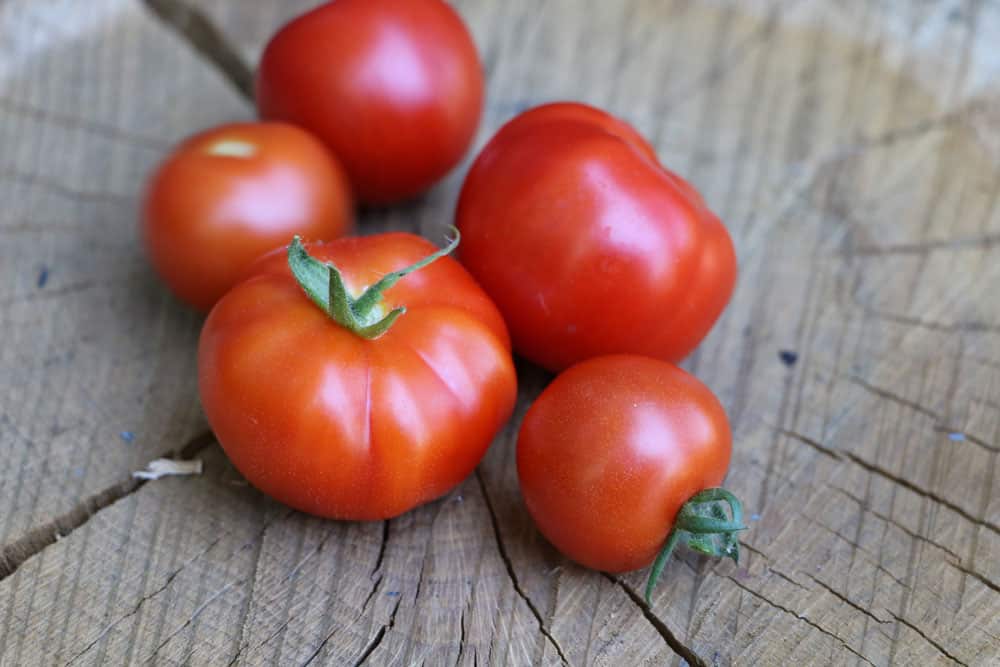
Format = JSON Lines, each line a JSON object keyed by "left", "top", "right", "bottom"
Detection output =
{"left": 516, "top": 354, "right": 744, "bottom": 600}
{"left": 199, "top": 229, "right": 516, "bottom": 519}
{"left": 143, "top": 122, "right": 352, "bottom": 311}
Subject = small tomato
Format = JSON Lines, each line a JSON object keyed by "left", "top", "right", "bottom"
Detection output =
{"left": 142, "top": 122, "right": 352, "bottom": 311}
{"left": 517, "top": 355, "right": 743, "bottom": 600}
{"left": 256, "top": 0, "right": 484, "bottom": 203}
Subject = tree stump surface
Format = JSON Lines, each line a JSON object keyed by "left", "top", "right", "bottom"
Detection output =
{"left": 1, "top": 1, "right": 998, "bottom": 665}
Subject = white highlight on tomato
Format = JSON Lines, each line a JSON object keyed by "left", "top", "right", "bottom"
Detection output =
{"left": 207, "top": 139, "right": 257, "bottom": 158}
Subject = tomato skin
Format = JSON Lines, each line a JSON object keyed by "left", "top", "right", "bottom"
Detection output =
{"left": 199, "top": 233, "right": 516, "bottom": 520}
{"left": 516, "top": 355, "right": 731, "bottom": 572}
{"left": 456, "top": 102, "right": 736, "bottom": 372}
{"left": 256, "top": 0, "right": 484, "bottom": 204}
{"left": 142, "top": 122, "right": 352, "bottom": 311}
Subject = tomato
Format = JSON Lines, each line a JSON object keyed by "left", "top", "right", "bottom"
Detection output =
{"left": 142, "top": 122, "right": 352, "bottom": 311}
{"left": 517, "top": 355, "right": 743, "bottom": 599}
{"left": 198, "top": 231, "right": 516, "bottom": 520}
{"left": 256, "top": 0, "right": 484, "bottom": 204}
{"left": 457, "top": 102, "right": 737, "bottom": 372}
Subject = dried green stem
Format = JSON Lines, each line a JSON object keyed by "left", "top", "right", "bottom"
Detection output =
{"left": 644, "top": 488, "right": 746, "bottom": 603}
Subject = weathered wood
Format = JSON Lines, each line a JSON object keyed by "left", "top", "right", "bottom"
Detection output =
{"left": 0, "top": 0, "right": 248, "bottom": 576}
{"left": 1, "top": 0, "right": 998, "bottom": 665}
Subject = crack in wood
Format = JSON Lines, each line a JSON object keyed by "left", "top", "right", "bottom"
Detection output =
{"left": 840, "top": 450, "right": 1000, "bottom": 538}
{"left": 215, "top": 509, "right": 316, "bottom": 666}
{"left": 353, "top": 595, "right": 402, "bottom": 667}
{"left": 889, "top": 612, "right": 968, "bottom": 666}
{"left": 776, "top": 427, "right": 843, "bottom": 460}
{"left": 606, "top": 574, "right": 708, "bottom": 667}
{"left": 295, "top": 571, "right": 388, "bottom": 667}
{"left": 827, "top": 484, "right": 964, "bottom": 562}
{"left": 359, "top": 574, "right": 384, "bottom": 621}
{"left": 457, "top": 605, "right": 468, "bottom": 664}
{"left": 724, "top": 575, "right": 876, "bottom": 666}
{"left": 64, "top": 533, "right": 225, "bottom": 666}
{"left": 789, "top": 105, "right": 979, "bottom": 184}
{"left": 278, "top": 523, "right": 343, "bottom": 589}
{"left": 370, "top": 520, "right": 390, "bottom": 579}
{"left": 0, "top": 430, "right": 216, "bottom": 582}
{"left": 740, "top": 108, "right": 978, "bottom": 261}
{"left": 950, "top": 562, "right": 1000, "bottom": 596}
{"left": 767, "top": 568, "right": 809, "bottom": 592}
{"left": 0, "top": 168, "right": 132, "bottom": 204}
{"left": 853, "top": 304, "right": 1000, "bottom": 336}
{"left": 779, "top": 427, "right": 1000, "bottom": 537}
{"left": 804, "top": 574, "right": 890, "bottom": 625}
{"left": 853, "top": 233, "right": 1000, "bottom": 256}
{"left": 142, "top": 580, "right": 238, "bottom": 663}
{"left": 738, "top": 540, "right": 770, "bottom": 561}
{"left": 822, "top": 107, "right": 983, "bottom": 174}
{"left": 454, "top": 486, "right": 494, "bottom": 667}
{"left": 932, "top": 426, "right": 1000, "bottom": 454}
{"left": 228, "top": 618, "right": 288, "bottom": 667}
{"left": 0, "top": 280, "right": 101, "bottom": 308}
{"left": 413, "top": 537, "right": 430, "bottom": 606}
{"left": 101, "top": 507, "right": 292, "bottom": 665}
{"left": 845, "top": 375, "right": 941, "bottom": 420}
{"left": 141, "top": 0, "right": 254, "bottom": 100}
{"left": 0, "top": 96, "right": 171, "bottom": 151}
{"left": 802, "top": 516, "right": 911, "bottom": 590}
{"left": 801, "top": 513, "right": 879, "bottom": 562}
{"left": 226, "top": 524, "right": 269, "bottom": 665}
{"left": 473, "top": 469, "right": 570, "bottom": 666}
{"left": 299, "top": 586, "right": 402, "bottom": 667}
{"left": 235, "top": 617, "right": 291, "bottom": 666}
{"left": 349, "top": 625, "right": 387, "bottom": 667}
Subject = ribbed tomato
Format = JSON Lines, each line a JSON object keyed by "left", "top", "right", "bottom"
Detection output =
{"left": 457, "top": 102, "right": 736, "bottom": 371}
{"left": 199, "top": 231, "right": 516, "bottom": 519}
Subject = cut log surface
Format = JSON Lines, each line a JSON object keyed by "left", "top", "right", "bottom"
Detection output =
{"left": 1, "top": 0, "right": 998, "bottom": 665}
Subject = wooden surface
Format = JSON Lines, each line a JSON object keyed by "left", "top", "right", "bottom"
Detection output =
{"left": 1, "top": 0, "right": 999, "bottom": 664}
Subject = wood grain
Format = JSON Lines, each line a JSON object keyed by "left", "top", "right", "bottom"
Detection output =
{"left": 1, "top": 0, "right": 999, "bottom": 664}
{"left": 0, "top": 0, "right": 248, "bottom": 573}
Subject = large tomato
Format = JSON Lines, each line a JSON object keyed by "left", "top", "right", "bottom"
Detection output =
{"left": 256, "top": 0, "right": 484, "bottom": 204}
{"left": 199, "top": 231, "right": 516, "bottom": 520}
{"left": 517, "top": 355, "right": 742, "bottom": 599}
{"left": 143, "top": 122, "right": 352, "bottom": 311}
{"left": 457, "top": 102, "right": 737, "bottom": 372}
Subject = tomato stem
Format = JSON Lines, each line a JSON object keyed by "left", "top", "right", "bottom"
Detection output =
{"left": 287, "top": 228, "right": 460, "bottom": 339}
{"left": 644, "top": 487, "right": 746, "bottom": 603}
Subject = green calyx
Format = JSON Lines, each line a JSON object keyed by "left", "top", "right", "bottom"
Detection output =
{"left": 287, "top": 228, "right": 460, "bottom": 340}
{"left": 644, "top": 488, "right": 746, "bottom": 603}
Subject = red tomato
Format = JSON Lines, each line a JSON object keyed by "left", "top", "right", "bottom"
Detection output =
{"left": 199, "top": 231, "right": 516, "bottom": 520}
{"left": 142, "top": 122, "right": 352, "bottom": 311}
{"left": 457, "top": 102, "right": 737, "bottom": 372}
{"left": 256, "top": 0, "right": 484, "bottom": 204}
{"left": 517, "top": 355, "right": 742, "bottom": 596}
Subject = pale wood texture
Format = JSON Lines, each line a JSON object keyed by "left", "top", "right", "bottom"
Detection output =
{"left": 1, "top": 0, "right": 999, "bottom": 665}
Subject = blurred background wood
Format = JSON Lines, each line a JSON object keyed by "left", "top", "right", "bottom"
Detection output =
{"left": 1, "top": 0, "right": 998, "bottom": 664}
